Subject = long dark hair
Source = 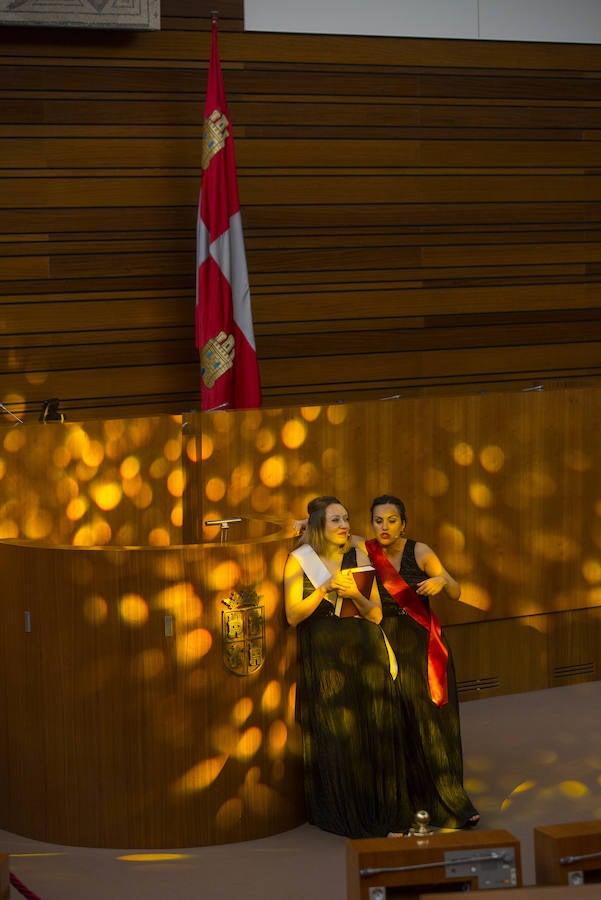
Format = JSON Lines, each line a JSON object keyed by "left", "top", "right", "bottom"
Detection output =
{"left": 301, "top": 495, "right": 351, "bottom": 555}
{"left": 370, "top": 494, "right": 407, "bottom": 527}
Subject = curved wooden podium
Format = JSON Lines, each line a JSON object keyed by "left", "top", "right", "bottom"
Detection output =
{"left": 0, "top": 533, "right": 304, "bottom": 848}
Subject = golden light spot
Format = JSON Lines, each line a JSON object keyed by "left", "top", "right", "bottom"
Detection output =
{"left": 23, "top": 510, "right": 53, "bottom": 540}
{"left": 201, "top": 433, "right": 214, "bottom": 460}
{"left": 206, "top": 477, "right": 227, "bottom": 502}
{"left": 131, "top": 483, "right": 153, "bottom": 510}
{"left": 156, "top": 582, "right": 202, "bottom": 619}
{"left": 65, "top": 427, "right": 89, "bottom": 459}
{"left": 480, "top": 445, "right": 505, "bottom": 473}
{"left": 582, "top": 559, "right": 601, "bottom": 584}
{"left": 167, "top": 469, "right": 185, "bottom": 498}
{"left": 564, "top": 449, "right": 592, "bottom": 472}
{"left": 268, "top": 720, "right": 288, "bottom": 755}
{"left": 453, "top": 442, "right": 474, "bottom": 466}
{"left": 185, "top": 435, "right": 198, "bottom": 463}
{"left": 510, "top": 780, "right": 536, "bottom": 795}
{"left": 25, "top": 371, "right": 48, "bottom": 385}
{"left": 289, "top": 461, "right": 318, "bottom": 487}
{"left": 75, "top": 461, "right": 97, "bottom": 482}
{"left": 82, "top": 439, "right": 105, "bottom": 467}
{"left": 171, "top": 502, "right": 183, "bottom": 528}
{"left": 423, "top": 468, "right": 449, "bottom": 498}
{"left": 255, "top": 428, "right": 275, "bottom": 453}
{"left": 232, "top": 463, "right": 253, "bottom": 490}
{"left": 115, "top": 524, "right": 135, "bottom": 545}
{"left": 91, "top": 482, "right": 122, "bottom": 511}
{"left": 133, "top": 649, "right": 165, "bottom": 679}
{"left": 119, "top": 594, "right": 149, "bottom": 625}
{"left": 500, "top": 798, "right": 512, "bottom": 811}
{"left": 529, "top": 531, "right": 579, "bottom": 562}
{"left": 437, "top": 526, "right": 465, "bottom": 556}
{"left": 122, "top": 473, "right": 142, "bottom": 498}
{"left": 235, "top": 726, "right": 262, "bottom": 759}
{"left": 212, "top": 725, "right": 241, "bottom": 755}
{"left": 212, "top": 411, "right": 233, "bottom": 435}
{"left": 206, "top": 560, "right": 241, "bottom": 592}
{"left": 262, "top": 680, "right": 282, "bottom": 713}
{"left": 241, "top": 411, "right": 263, "bottom": 437}
{"left": 176, "top": 628, "right": 212, "bottom": 665}
{"left": 3, "top": 428, "right": 26, "bottom": 452}
{"left": 321, "top": 447, "right": 340, "bottom": 470}
{"left": 520, "top": 469, "right": 557, "bottom": 499}
{"left": 534, "top": 750, "right": 558, "bottom": 765}
{"left": 55, "top": 476, "right": 79, "bottom": 504}
{"left": 0, "top": 519, "right": 18, "bottom": 539}
{"left": 163, "top": 438, "right": 181, "bottom": 462}
{"left": 281, "top": 418, "right": 307, "bottom": 449}
{"left": 148, "top": 528, "right": 171, "bottom": 546}
{"left": 260, "top": 455, "right": 286, "bottom": 488}
{"left": 118, "top": 854, "right": 188, "bottom": 862}
{"left": 174, "top": 756, "right": 228, "bottom": 793}
{"left": 463, "top": 778, "right": 487, "bottom": 794}
{"left": 104, "top": 419, "right": 125, "bottom": 439}
{"left": 73, "top": 525, "right": 95, "bottom": 546}
{"left": 251, "top": 484, "right": 272, "bottom": 512}
{"left": 327, "top": 405, "right": 347, "bottom": 425}
{"left": 120, "top": 456, "right": 140, "bottom": 479}
{"left": 469, "top": 481, "right": 493, "bottom": 508}
{"left": 559, "top": 780, "right": 589, "bottom": 798}
{"left": 301, "top": 406, "right": 322, "bottom": 422}
{"left": 149, "top": 457, "right": 169, "bottom": 478}
{"left": 0, "top": 459, "right": 5, "bottom": 480}
{"left": 232, "top": 697, "right": 254, "bottom": 726}
{"left": 258, "top": 581, "right": 281, "bottom": 619}
{"left": 216, "top": 797, "right": 242, "bottom": 830}
{"left": 459, "top": 583, "right": 491, "bottom": 611}
{"left": 52, "top": 445, "right": 71, "bottom": 468}
{"left": 83, "top": 595, "right": 108, "bottom": 625}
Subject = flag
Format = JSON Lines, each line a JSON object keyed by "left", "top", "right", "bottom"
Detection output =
{"left": 195, "top": 19, "right": 261, "bottom": 411}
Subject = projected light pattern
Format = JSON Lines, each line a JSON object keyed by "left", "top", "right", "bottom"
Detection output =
{"left": 1, "top": 390, "right": 601, "bottom": 847}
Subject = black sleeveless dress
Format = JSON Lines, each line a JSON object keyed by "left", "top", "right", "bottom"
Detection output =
{"left": 295, "top": 548, "right": 412, "bottom": 838}
{"left": 377, "top": 539, "right": 479, "bottom": 828}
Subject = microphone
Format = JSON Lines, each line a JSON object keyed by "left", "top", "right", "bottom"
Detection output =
{"left": 0, "top": 401, "right": 24, "bottom": 425}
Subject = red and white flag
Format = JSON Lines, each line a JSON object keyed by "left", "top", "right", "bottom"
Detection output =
{"left": 195, "top": 19, "right": 261, "bottom": 411}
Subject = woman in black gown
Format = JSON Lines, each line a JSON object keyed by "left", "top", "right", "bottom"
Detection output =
{"left": 284, "top": 496, "right": 411, "bottom": 838}
{"left": 364, "top": 494, "right": 479, "bottom": 829}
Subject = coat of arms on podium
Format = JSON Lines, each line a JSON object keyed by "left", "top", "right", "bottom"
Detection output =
{"left": 221, "top": 587, "right": 265, "bottom": 676}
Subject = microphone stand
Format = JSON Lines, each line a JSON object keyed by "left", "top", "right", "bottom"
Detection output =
{"left": 0, "top": 401, "right": 24, "bottom": 425}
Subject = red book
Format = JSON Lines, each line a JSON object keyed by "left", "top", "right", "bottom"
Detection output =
{"left": 335, "top": 566, "right": 376, "bottom": 617}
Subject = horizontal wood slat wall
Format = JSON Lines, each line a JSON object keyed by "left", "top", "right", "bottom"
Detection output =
{"left": 2, "top": 2, "right": 601, "bottom": 418}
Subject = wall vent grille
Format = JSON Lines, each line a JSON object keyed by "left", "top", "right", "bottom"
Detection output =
{"left": 457, "top": 676, "right": 501, "bottom": 695}
{"left": 552, "top": 662, "right": 595, "bottom": 681}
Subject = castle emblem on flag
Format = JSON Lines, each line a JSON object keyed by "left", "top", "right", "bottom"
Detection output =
{"left": 201, "top": 330, "right": 235, "bottom": 388}
{"left": 201, "top": 109, "right": 230, "bottom": 169}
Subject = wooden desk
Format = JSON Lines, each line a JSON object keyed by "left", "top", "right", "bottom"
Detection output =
{"left": 347, "top": 829, "right": 521, "bottom": 900}
{"left": 535, "top": 820, "right": 601, "bottom": 886}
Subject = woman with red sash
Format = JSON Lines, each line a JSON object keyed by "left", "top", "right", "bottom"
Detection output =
{"left": 363, "top": 494, "right": 480, "bottom": 829}
{"left": 284, "top": 496, "right": 412, "bottom": 838}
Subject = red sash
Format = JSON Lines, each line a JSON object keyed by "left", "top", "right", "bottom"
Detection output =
{"left": 366, "top": 539, "right": 448, "bottom": 706}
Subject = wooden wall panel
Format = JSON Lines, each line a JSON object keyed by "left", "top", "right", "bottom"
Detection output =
{"left": 2, "top": 1, "right": 601, "bottom": 418}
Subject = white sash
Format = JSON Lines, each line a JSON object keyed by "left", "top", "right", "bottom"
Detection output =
{"left": 290, "top": 544, "right": 331, "bottom": 589}
{"left": 289, "top": 544, "right": 398, "bottom": 680}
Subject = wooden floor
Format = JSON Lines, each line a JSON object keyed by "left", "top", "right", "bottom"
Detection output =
{"left": 2, "top": 681, "right": 601, "bottom": 899}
